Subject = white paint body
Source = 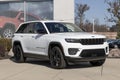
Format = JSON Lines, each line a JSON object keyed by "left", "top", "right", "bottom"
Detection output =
{"left": 12, "top": 21, "right": 109, "bottom": 60}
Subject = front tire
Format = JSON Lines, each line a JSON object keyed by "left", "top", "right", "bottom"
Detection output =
{"left": 49, "top": 46, "right": 67, "bottom": 69}
{"left": 89, "top": 59, "right": 105, "bottom": 66}
{"left": 13, "top": 45, "right": 26, "bottom": 63}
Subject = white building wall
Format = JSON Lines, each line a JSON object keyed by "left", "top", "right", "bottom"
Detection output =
{"left": 54, "top": 0, "right": 74, "bottom": 23}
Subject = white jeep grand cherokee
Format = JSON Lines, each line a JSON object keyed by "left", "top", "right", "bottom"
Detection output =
{"left": 12, "top": 21, "right": 109, "bottom": 69}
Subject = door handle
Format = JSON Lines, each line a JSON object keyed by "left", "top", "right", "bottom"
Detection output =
{"left": 32, "top": 36, "right": 35, "bottom": 38}
{"left": 20, "top": 35, "right": 23, "bottom": 37}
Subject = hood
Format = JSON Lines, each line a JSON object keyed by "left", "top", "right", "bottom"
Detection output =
{"left": 50, "top": 32, "right": 106, "bottom": 39}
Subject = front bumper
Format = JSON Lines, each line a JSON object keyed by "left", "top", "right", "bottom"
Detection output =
{"left": 65, "top": 56, "right": 107, "bottom": 62}
{"left": 62, "top": 41, "right": 109, "bottom": 57}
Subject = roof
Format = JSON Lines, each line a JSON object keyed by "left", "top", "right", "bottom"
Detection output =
{"left": 22, "top": 20, "right": 71, "bottom": 24}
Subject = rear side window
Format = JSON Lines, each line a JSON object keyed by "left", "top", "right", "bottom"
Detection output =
{"left": 16, "top": 24, "right": 28, "bottom": 33}
{"left": 23, "top": 23, "right": 34, "bottom": 33}
{"left": 16, "top": 22, "right": 47, "bottom": 34}
{"left": 16, "top": 23, "right": 34, "bottom": 33}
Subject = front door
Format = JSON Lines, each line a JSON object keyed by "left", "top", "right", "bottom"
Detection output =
{"left": 30, "top": 22, "right": 48, "bottom": 55}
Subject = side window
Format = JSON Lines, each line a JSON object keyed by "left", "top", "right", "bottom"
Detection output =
{"left": 34, "top": 22, "right": 47, "bottom": 34}
{"left": 16, "top": 24, "right": 27, "bottom": 33}
{"left": 23, "top": 23, "right": 34, "bottom": 33}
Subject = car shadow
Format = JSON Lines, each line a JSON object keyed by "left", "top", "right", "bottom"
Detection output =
{"left": 10, "top": 57, "right": 50, "bottom": 67}
{"left": 66, "top": 62, "right": 94, "bottom": 69}
{"left": 9, "top": 57, "right": 98, "bottom": 69}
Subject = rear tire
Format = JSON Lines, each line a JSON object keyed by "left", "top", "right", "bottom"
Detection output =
{"left": 89, "top": 59, "right": 105, "bottom": 66}
{"left": 13, "top": 45, "right": 26, "bottom": 63}
{"left": 49, "top": 46, "right": 67, "bottom": 69}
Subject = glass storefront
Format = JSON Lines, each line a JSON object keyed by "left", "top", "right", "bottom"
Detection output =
{"left": 0, "top": 0, "right": 53, "bottom": 38}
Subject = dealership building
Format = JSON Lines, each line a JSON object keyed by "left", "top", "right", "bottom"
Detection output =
{"left": 0, "top": 0, "right": 74, "bottom": 23}
{"left": 54, "top": 0, "right": 74, "bottom": 23}
{"left": 0, "top": 0, "right": 74, "bottom": 38}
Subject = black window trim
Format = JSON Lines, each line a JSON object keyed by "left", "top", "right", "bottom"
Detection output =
{"left": 16, "top": 22, "right": 48, "bottom": 34}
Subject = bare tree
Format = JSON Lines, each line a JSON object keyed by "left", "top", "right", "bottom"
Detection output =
{"left": 106, "top": 0, "right": 120, "bottom": 38}
{"left": 75, "top": 4, "right": 90, "bottom": 29}
{"left": 84, "top": 20, "right": 92, "bottom": 32}
{"left": 84, "top": 19, "right": 109, "bottom": 32}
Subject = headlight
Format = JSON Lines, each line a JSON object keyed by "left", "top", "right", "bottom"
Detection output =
{"left": 65, "top": 39, "right": 80, "bottom": 43}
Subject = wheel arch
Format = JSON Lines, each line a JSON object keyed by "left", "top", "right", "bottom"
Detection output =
{"left": 48, "top": 42, "right": 65, "bottom": 58}
{"left": 13, "top": 41, "right": 22, "bottom": 53}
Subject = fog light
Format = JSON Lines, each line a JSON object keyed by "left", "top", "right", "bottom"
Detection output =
{"left": 68, "top": 48, "right": 79, "bottom": 55}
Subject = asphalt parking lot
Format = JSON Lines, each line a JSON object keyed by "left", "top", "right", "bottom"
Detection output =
{"left": 0, "top": 58, "right": 120, "bottom": 80}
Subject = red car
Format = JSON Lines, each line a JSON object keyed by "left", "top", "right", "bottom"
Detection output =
{"left": 0, "top": 11, "right": 40, "bottom": 38}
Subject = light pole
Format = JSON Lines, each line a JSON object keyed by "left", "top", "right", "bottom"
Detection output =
{"left": 92, "top": 19, "right": 95, "bottom": 33}
{"left": 24, "top": 1, "right": 26, "bottom": 22}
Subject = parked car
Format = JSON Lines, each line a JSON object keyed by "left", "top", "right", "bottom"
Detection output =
{"left": 107, "top": 39, "right": 116, "bottom": 48}
{"left": 12, "top": 21, "right": 109, "bottom": 69}
{"left": 114, "top": 39, "right": 120, "bottom": 45}
{"left": 0, "top": 10, "right": 40, "bottom": 38}
{"left": 116, "top": 39, "right": 120, "bottom": 48}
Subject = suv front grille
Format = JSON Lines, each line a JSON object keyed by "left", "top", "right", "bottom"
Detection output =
{"left": 80, "top": 49, "right": 105, "bottom": 58}
{"left": 80, "top": 38, "right": 104, "bottom": 45}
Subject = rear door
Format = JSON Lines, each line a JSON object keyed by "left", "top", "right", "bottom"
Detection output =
{"left": 16, "top": 22, "right": 48, "bottom": 55}
{"left": 14, "top": 23, "right": 34, "bottom": 53}
{"left": 20, "top": 23, "right": 36, "bottom": 53}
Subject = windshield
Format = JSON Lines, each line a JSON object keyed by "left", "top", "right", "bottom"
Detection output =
{"left": 45, "top": 22, "right": 83, "bottom": 33}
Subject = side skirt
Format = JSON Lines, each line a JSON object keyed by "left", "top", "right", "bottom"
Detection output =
{"left": 24, "top": 53, "right": 49, "bottom": 60}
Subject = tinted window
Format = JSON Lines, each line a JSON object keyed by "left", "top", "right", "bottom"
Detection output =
{"left": 17, "top": 22, "right": 47, "bottom": 34}
{"left": 23, "top": 23, "right": 34, "bottom": 33}
{"left": 16, "top": 24, "right": 27, "bottom": 33}
{"left": 34, "top": 22, "right": 47, "bottom": 34}
{"left": 16, "top": 23, "right": 34, "bottom": 33}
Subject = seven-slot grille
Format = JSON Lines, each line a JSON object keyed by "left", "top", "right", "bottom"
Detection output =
{"left": 80, "top": 38, "right": 104, "bottom": 45}
{"left": 80, "top": 49, "right": 105, "bottom": 58}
